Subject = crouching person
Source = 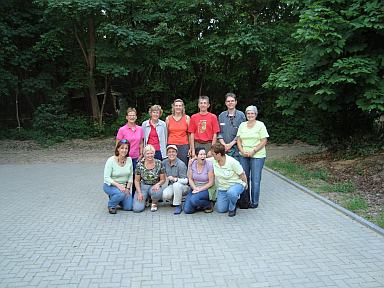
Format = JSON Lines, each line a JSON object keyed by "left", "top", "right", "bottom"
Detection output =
{"left": 184, "top": 147, "right": 215, "bottom": 214}
{"left": 211, "top": 143, "right": 247, "bottom": 217}
{"left": 162, "top": 145, "right": 189, "bottom": 214}
{"left": 133, "top": 144, "right": 166, "bottom": 212}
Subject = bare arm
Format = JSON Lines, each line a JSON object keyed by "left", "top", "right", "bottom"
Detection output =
{"left": 139, "top": 139, "right": 144, "bottom": 159}
{"left": 237, "top": 137, "right": 245, "bottom": 154}
{"left": 186, "top": 116, "right": 192, "bottom": 156}
{"left": 251, "top": 138, "right": 268, "bottom": 156}
{"left": 190, "top": 133, "right": 195, "bottom": 157}
{"left": 134, "top": 174, "right": 143, "bottom": 201}
{"left": 187, "top": 166, "right": 196, "bottom": 190}
{"left": 239, "top": 172, "right": 248, "bottom": 187}
{"left": 212, "top": 133, "right": 217, "bottom": 145}
{"left": 199, "top": 170, "right": 214, "bottom": 191}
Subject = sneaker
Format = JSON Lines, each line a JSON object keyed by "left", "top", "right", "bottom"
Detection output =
{"left": 174, "top": 206, "right": 182, "bottom": 215}
{"left": 228, "top": 208, "right": 236, "bottom": 217}
{"left": 150, "top": 204, "right": 158, "bottom": 212}
{"left": 108, "top": 207, "right": 117, "bottom": 214}
{"left": 249, "top": 203, "right": 259, "bottom": 209}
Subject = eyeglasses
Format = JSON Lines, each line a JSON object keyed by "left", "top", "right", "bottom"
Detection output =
{"left": 120, "top": 139, "right": 128, "bottom": 144}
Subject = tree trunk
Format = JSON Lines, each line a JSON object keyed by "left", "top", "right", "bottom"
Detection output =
{"left": 15, "top": 86, "right": 21, "bottom": 130}
{"left": 87, "top": 17, "right": 100, "bottom": 123}
{"left": 99, "top": 74, "right": 109, "bottom": 126}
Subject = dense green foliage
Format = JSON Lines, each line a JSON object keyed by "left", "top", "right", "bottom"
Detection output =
{"left": 265, "top": 0, "right": 384, "bottom": 149}
{"left": 0, "top": 0, "right": 382, "bottom": 149}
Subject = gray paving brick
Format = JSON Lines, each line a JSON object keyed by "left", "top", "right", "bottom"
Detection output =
{"left": 0, "top": 163, "right": 383, "bottom": 287}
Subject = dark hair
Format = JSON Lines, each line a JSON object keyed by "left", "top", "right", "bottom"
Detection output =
{"left": 115, "top": 140, "right": 130, "bottom": 157}
{"left": 211, "top": 143, "right": 225, "bottom": 156}
{"left": 225, "top": 93, "right": 236, "bottom": 101}
{"left": 195, "top": 147, "right": 206, "bottom": 156}
{"left": 198, "top": 95, "right": 210, "bottom": 104}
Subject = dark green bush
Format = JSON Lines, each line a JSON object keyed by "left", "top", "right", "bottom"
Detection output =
{"left": 263, "top": 107, "right": 322, "bottom": 145}
{"left": 31, "top": 104, "right": 101, "bottom": 145}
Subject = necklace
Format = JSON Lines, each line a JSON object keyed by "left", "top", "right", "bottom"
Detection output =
{"left": 117, "top": 156, "right": 126, "bottom": 166}
{"left": 196, "top": 161, "right": 204, "bottom": 174}
{"left": 128, "top": 124, "right": 136, "bottom": 132}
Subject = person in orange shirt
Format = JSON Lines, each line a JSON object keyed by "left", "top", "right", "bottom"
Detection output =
{"left": 166, "top": 99, "right": 191, "bottom": 167}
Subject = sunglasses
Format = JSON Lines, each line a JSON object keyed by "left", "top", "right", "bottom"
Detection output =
{"left": 120, "top": 139, "right": 128, "bottom": 144}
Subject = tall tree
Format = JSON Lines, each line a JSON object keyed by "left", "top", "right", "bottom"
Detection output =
{"left": 265, "top": 0, "right": 384, "bottom": 141}
{"left": 36, "top": 0, "right": 112, "bottom": 123}
{"left": 0, "top": 0, "right": 53, "bottom": 127}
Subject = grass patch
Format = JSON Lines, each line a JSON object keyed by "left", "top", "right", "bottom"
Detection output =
{"left": 376, "top": 212, "right": 384, "bottom": 228}
{"left": 326, "top": 181, "right": 356, "bottom": 193}
{"left": 266, "top": 158, "right": 330, "bottom": 190}
{"left": 266, "top": 156, "right": 383, "bottom": 227}
{"left": 267, "top": 158, "right": 329, "bottom": 182}
{"left": 343, "top": 197, "right": 368, "bottom": 212}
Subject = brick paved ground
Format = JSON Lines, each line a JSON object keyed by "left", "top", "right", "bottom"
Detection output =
{"left": 0, "top": 162, "right": 383, "bottom": 287}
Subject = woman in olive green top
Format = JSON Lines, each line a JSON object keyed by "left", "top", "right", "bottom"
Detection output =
{"left": 103, "top": 140, "right": 133, "bottom": 214}
{"left": 237, "top": 105, "right": 269, "bottom": 208}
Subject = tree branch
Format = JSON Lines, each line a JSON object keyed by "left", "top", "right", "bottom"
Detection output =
{"left": 74, "top": 24, "right": 89, "bottom": 68}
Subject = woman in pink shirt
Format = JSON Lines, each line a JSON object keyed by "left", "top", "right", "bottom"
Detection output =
{"left": 116, "top": 107, "right": 144, "bottom": 194}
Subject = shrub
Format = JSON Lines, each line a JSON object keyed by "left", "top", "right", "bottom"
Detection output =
{"left": 31, "top": 104, "right": 101, "bottom": 145}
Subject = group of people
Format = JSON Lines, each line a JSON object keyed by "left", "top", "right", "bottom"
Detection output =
{"left": 103, "top": 93, "right": 269, "bottom": 217}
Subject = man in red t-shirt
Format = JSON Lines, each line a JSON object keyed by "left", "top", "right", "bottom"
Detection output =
{"left": 188, "top": 95, "right": 220, "bottom": 158}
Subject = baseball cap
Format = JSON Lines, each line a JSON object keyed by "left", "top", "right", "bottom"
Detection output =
{"left": 166, "top": 144, "right": 178, "bottom": 152}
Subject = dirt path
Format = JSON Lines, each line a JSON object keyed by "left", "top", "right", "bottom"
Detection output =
{"left": 0, "top": 138, "right": 320, "bottom": 164}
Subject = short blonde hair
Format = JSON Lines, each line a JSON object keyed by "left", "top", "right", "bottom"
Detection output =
{"left": 149, "top": 105, "right": 163, "bottom": 116}
{"left": 171, "top": 99, "right": 185, "bottom": 115}
{"left": 143, "top": 144, "right": 155, "bottom": 155}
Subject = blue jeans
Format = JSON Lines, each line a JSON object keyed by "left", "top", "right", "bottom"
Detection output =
{"left": 154, "top": 150, "right": 163, "bottom": 161}
{"left": 131, "top": 158, "right": 138, "bottom": 196}
{"left": 132, "top": 183, "right": 163, "bottom": 212}
{"left": 215, "top": 183, "right": 244, "bottom": 213}
{"left": 169, "top": 144, "right": 189, "bottom": 168}
{"left": 103, "top": 183, "right": 133, "bottom": 210}
{"left": 239, "top": 157, "right": 265, "bottom": 205}
{"left": 184, "top": 190, "right": 210, "bottom": 214}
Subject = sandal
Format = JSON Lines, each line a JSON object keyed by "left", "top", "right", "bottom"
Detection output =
{"left": 204, "top": 202, "right": 214, "bottom": 213}
{"left": 150, "top": 203, "right": 158, "bottom": 212}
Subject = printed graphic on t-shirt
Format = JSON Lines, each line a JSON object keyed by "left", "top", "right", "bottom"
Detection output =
{"left": 198, "top": 120, "right": 207, "bottom": 134}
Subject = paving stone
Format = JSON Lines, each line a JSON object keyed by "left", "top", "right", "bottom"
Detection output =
{"left": 0, "top": 163, "right": 383, "bottom": 287}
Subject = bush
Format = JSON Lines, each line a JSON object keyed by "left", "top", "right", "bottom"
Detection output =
{"left": 31, "top": 104, "right": 101, "bottom": 145}
{"left": 264, "top": 113, "right": 322, "bottom": 145}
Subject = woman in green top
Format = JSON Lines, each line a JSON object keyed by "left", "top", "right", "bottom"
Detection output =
{"left": 211, "top": 143, "right": 248, "bottom": 217}
{"left": 103, "top": 140, "right": 133, "bottom": 214}
{"left": 237, "top": 105, "right": 269, "bottom": 208}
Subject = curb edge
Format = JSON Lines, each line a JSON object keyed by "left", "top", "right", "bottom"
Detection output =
{"left": 265, "top": 167, "right": 384, "bottom": 237}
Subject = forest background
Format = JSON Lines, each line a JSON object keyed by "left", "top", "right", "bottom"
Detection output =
{"left": 0, "top": 0, "right": 383, "bottom": 153}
